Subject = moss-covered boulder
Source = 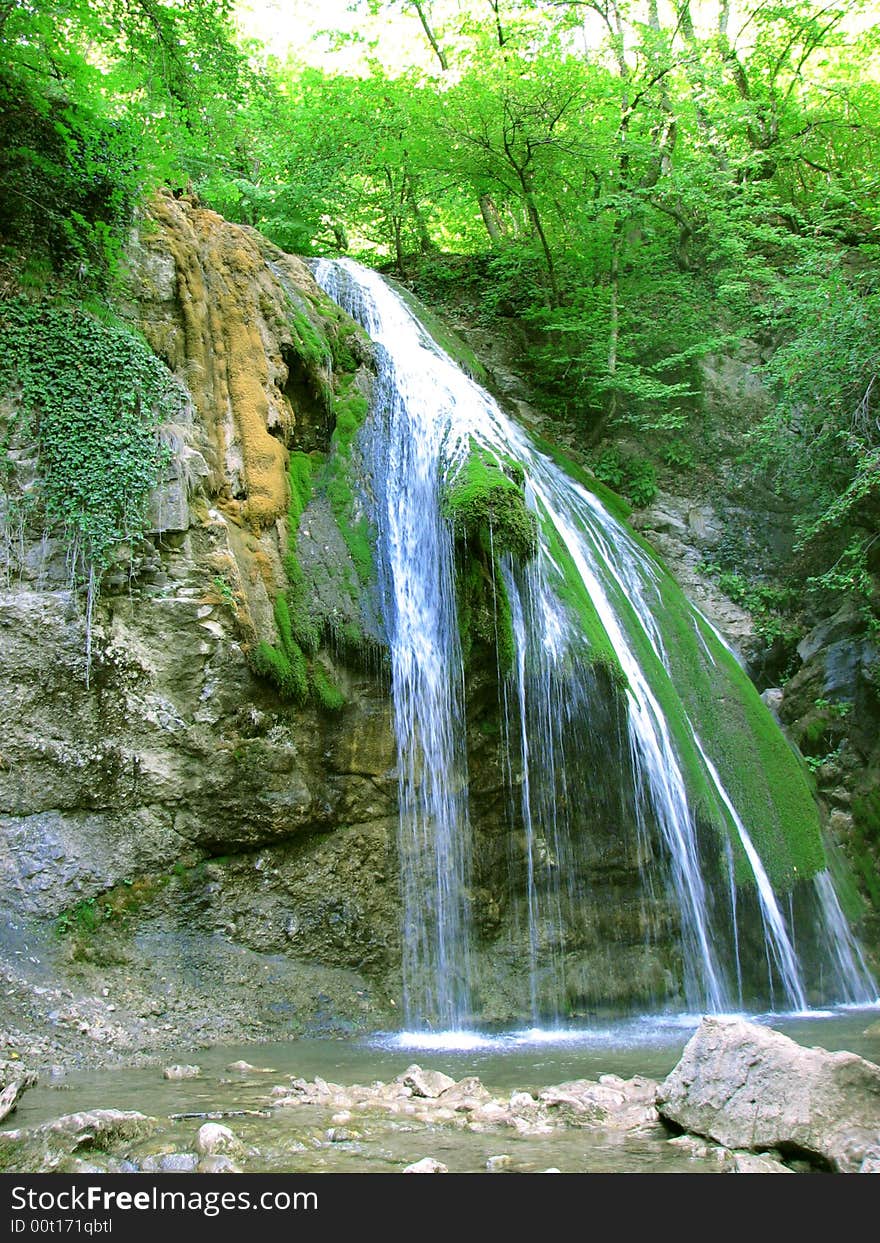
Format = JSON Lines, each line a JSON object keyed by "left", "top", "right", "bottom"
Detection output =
{"left": 441, "top": 440, "right": 538, "bottom": 562}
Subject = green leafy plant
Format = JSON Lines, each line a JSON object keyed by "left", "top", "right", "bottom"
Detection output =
{"left": 0, "top": 297, "right": 185, "bottom": 674}
{"left": 591, "top": 450, "right": 657, "bottom": 510}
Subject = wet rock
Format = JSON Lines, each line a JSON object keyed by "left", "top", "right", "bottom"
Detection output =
{"left": 0, "top": 1072, "right": 37, "bottom": 1123}
{"left": 486, "top": 1154, "right": 513, "bottom": 1171}
{"left": 859, "top": 1148, "right": 880, "bottom": 1173}
{"left": 163, "top": 1064, "right": 201, "bottom": 1080}
{"left": 0, "top": 1110, "right": 158, "bottom": 1172}
{"left": 402, "top": 1157, "right": 448, "bottom": 1173}
{"left": 666, "top": 1135, "right": 731, "bottom": 1167}
{"left": 468, "top": 1101, "right": 512, "bottom": 1128}
{"left": 198, "top": 1154, "right": 243, "bottom": 1174}
{"left": 731, "top": 1151, "right": 793, "bottom": 1174}
{"left": 656, "top": 1017, "right": 880, "bottom": 1172}
{"left": 29, "top": 1109, "right": 156, "bottom": 1147}
{"left": 797, "top": 601, "right": 864, "bottom": 665}
{"left": 538, "top": 1075, "right": 658, "bottom": 1129}
{"left": 141, "top": 1152, "right": 199, "bottom": 1173}
{"left": 760, "top": 688, "right": 783, "bottom": 718}
{"left": 398, "top": 1065, "right": 457, "bottom": 1098}
{"left": 441, "top": 1077, "right": 491, "bottom": 1109}
{"left": 195, "top": 1122, "right": 239, "bottom": 1156}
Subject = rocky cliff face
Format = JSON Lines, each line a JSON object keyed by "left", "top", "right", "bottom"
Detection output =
{"left": 1, "top": 205, "right": 875, "bottom": 1072}
{"left": 0, "top": 203, "right": 694, "bottom": 1065}
{"left": 0, "top": 199, "right": 403, "bottom": 1066}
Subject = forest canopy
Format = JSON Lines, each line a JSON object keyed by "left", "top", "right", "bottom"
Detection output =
{"left": 1, "top": 0, "right": 878, "bottom": 635}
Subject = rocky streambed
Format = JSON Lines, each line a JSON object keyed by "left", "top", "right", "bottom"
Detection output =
{"left": 2, "top": 1017, "right": 879, "bottom": 1175}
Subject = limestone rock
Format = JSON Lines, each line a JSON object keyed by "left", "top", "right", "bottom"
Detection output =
{"left": 398, "top": 1065, "right": 457, "bottom": 1098}
{"left": 0, "top": 1109, "right": 159, "bottom": 1171}
{"left": 141, "top": 1152, "right": 199, "bottom": 1173}
{"left": 656, "top": 1017, "right": 880, "bottom": 1172}
{"left": 859, "top": 1148, "right": 880, "bottom": 1173}
{"left": 441, "top": 1076, "right": 491, "bottom": 1108}
{"left": 163, "top": 1064, "right": 200, "bottom": 1080}
{"left": 760, "top": 687, "right": 783, "bottom": 719}
{"left": 195, "top": 1123, "right": 239, "bottom": 1156}
{"left": 402, "top": 1157, "right": 448, "bottom": 1173}
{"left": 30, "top": 1109, "right": 156, "bottom": 1147}
{"left": 486, "top": 1154, "right": 513, "bottom": 1171}
{"left": 0, "top": 1071, "right": 37, "bottom": 1123}
{"left": 666, "top": 1135, "right": 732, "bottom": 1167}
{"left": 731, "top": 1151, "right": 793, "bottom": 1174}
{"left": 538, "top": 1075, "right": 658, "bottom": 1129}
{"left": 198, "top": 1154, "right": 243, "bottom": 1174}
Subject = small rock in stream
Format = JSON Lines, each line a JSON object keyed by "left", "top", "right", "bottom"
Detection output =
{"left": 403, "top": 1157, "right": 448, "bottom": 1173}
{"left": 397, "top": 1065, "right": 456, "bottom": 1098}
{"left": 198, "top": 1155, "right": 243, "bottom": 1174}
{"left": 195, "top": 1122, "right": 239, "bottom": 1156}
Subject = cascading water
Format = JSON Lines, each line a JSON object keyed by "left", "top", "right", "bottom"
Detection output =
{"left": 813, "top": 870, "right": 877, "bottom": 1005}
{"left": 314, "top": 260, "right": 473, "bottom": 1030}
{"left": 312, "top": 256, "right": 877, "bottom": 1028}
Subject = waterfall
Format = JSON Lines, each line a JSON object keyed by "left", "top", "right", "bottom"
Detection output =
{"left": 312, "top": 256, "right": 877, "bottom": 1027}
{"left": 813, "top": 870, "right": 878, "bottom": 1005}
{"left": 314, "top": 259, "right": 473, "bottom": 1029}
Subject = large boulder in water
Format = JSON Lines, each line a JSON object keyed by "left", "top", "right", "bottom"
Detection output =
{"left": 656, "top": 1016, "right": 880, "bottom": 1172}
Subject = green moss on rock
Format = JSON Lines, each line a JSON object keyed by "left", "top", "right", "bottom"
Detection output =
{"left": 625, "top": 561, "right": 827, "bottom": 890}
{"left": 322, "top": 384, "right": 374, "bottom": 583}
{"left": 250, "top": 292, "right": 376, "bottom": 708}
{"left": 538, "top": 508, "right": 627, "bottom": 690}
{"left": 310, "top": 664, "right": 346, "bottom": 712}
{"left": 455, "top": 542, "right": 515, "bottom": 676}
{"left": 288, "top": 450, "right": 313, "bottom": 528}
{"left": 530, "top": 440, "right": 825, "bottom": 891}
{"left": 441, "top": 440, "right": 538, "bottom": 562}
{"left": 443, "top": 441, "right": 535, "bottom": 677}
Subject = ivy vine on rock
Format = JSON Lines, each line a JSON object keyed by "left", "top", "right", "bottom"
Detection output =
{"left": 0, "top": 297, "right": 186, "bottom": 674}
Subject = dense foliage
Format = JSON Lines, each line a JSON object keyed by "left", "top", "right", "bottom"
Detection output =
{"left": 1, "top": 0, "right": 877, "bottom": 636}
{"left": 0, "top": 0, "right": 266, "bottom": 282}
{"left": 204, "top": 1, "right": 880, "bottom": 638}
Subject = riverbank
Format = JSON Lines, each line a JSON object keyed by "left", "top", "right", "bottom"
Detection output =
{"left": 3, "top": 1011, "right": 880, "bottom": 1174}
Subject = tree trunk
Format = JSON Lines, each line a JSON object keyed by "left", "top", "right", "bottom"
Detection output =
{"left": 410, "top": 1, "right": 448, "bottom": 72}
{"left": 478, "top": 193, "right": 505, "bottom": 243}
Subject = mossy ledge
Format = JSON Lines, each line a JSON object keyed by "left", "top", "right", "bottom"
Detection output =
{"left": 442, "top": 441, "right": 536, "bottom": 675}
{"left": 519, "top": 434, "right": 826, "bottom": 893}
{"left": 587, "top": 515, "right": 826, "bottom": 891}
{"left": 441, "top": 440, "right": 538, "bottom": 562}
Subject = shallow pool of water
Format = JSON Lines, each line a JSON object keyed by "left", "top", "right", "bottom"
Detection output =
{"left": 8, "top": 1005, "right": 879, "bottom": 1174}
